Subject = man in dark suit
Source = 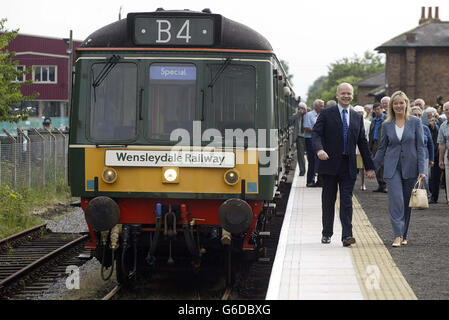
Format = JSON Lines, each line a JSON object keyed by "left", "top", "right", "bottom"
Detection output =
{"left": 312, "top": 83, "right": 375, "bottom": 247}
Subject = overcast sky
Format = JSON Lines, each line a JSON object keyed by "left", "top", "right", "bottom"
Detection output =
{"left": 1, "top": 0, "right": 446, "bottom": 102}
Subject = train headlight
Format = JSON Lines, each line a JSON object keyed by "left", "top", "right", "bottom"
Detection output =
{"left": 162, "top": 167, "right": 179, "bottom": 183}
{"left": 102, "top": 167, "right": 118, "bottom": 184}
{"left": 224, "top": 169, "right": 239, "bottom": 186}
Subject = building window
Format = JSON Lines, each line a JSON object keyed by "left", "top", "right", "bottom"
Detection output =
{"left": 14, "top": 65, "right": 25, "bottom": 82}
{"left": 33, "top": 65, "right": 57, "bottom": 83}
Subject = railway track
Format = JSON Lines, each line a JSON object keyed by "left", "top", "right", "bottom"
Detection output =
{"left": 102, "top": 283, "right": 233, "bottom": 300}
{"left": 0, "top": 224, "right": 90, "bottom": 300}
{"left": 102, "top": 284, "right": 121, "bottom": 300}
{"left": 100, "top": 159, "right": 296, "bottom": 301}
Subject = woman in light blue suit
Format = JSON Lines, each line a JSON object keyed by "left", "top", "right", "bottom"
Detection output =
{"left": 373, "top": 91, "right": 426, "bottom": 247}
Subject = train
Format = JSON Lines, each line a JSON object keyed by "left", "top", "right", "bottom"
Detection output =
{"left": 68, "top": 8, "right": 297, "bottom": 284}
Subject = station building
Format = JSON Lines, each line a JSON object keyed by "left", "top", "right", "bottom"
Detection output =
{"left": 4, "top": 33, "right": 82, "bottom": 130}
{"left": 354, "top": 71, "right": 385, "bottom": 106}
{"left": 357, "top": 6, "right": 449, "bottom": 107}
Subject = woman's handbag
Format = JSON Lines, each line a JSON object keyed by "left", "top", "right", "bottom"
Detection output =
{"left": 409, "top": 178, "right": 428, "bottom": 209}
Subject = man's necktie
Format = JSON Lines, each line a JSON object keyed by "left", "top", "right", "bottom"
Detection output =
{"left": 342, "top": 109, "right": 348, "bottom": 155}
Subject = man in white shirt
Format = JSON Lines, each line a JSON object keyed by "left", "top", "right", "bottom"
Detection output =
{"left": 304, "top": 99, "right": 323, "bottom": 187}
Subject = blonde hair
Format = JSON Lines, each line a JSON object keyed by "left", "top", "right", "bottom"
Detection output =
{"left": 385, "top": 91, "right": 411, "bottom": 122}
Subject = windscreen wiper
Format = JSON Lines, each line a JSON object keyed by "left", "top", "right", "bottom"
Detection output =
{"left": 203, "top": 57, "right": 232, "bottom": 120}
{"left": 92, "top": 55, "right": 120, "bottom": 101}
{"left": 207, "top": 57, "right": 232, "bottom": 88}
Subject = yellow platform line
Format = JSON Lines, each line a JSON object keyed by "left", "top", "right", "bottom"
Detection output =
{"left": 348, "top": 196, "right": 417, "bottom": 300}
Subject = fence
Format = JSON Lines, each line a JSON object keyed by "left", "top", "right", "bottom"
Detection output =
{"left": 0, "top": 128, "right": 68, "bottom": 192}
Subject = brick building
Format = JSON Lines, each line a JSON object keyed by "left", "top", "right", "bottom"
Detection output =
{"left": 375, "top": 6, "right": 449, "bottom": 106}
{"left": 5, "top": 33, "right": 82, "bottom": 128}
{"left": 354, "top": 71, "right": 385, "bottom": 106}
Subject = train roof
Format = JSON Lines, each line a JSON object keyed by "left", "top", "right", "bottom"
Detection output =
{"left": 80, "top": 9, "right": 273, "bottom": 52}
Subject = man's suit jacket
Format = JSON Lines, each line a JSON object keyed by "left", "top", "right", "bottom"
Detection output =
{"left": 372, "top": 116, "right": 425, "bottom": 179}
{"left": 312, "top": 105, "right": 375, "bottom": 180}
{"left": 289, "top": 112, "right": 304, "bottom": 138}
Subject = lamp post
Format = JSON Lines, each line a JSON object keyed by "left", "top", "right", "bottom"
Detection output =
{"left": 63, "top": 30, "right": 73, "bottom": 122}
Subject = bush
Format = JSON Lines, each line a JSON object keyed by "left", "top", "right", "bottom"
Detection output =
{"left": 0, "top": 182, "right": 71, "bottom": 239}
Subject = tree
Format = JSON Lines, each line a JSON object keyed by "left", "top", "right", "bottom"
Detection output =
{"left": 280, "top": 59, "right": 294, "bottom": 86}
{"left": 0, "top": 18, "right": 37, "bottom": 123}
{"left": 306, "top": 51, "right": 384, "bottom": 106}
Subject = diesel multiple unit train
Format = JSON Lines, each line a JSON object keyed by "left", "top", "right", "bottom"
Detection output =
{"left": 69, "top": 8, "right": 297, "bottom": 283}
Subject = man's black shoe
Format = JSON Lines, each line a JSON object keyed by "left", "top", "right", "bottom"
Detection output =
{"left": 306, "top": 183, "right": 316, "bottom": 187}
{"left": 342, "top": 237, "right": 356, "bottom": 247}
{"left": 381, "top": 189, "right": 388, "bottom": 193}
{"left": 373, "top": 188, "right": 385, "bottom": 193}
{"left": 299, "top": 172, "right": 305, "bottom": 176}
{"left": 321, "top": 236, "right": 331, "bottom": 244}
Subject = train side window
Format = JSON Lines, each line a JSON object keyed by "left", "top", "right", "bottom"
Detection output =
{"left": 90, "top": 62, "right": 137, "bottom": 141}
{"left": 147, "top": 64, "right": 196, "bottom": 140}
{"left": 273, "top": 72, "right": 279, "bottom": 130}
{"left": 206, "top": 64, "right": 255, "bottom": 136}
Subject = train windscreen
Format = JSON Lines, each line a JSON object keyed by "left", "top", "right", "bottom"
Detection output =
{"left": 206, "top": 64, "right": 256, "bottom": 135}
{"left": 147, "top": 64, "right": 196, "bottom": 140}
{"left": 90, "top": 62, "right": 137, "bottom": 141}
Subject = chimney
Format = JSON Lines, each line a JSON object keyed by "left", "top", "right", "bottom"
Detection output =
{"left": 435, "top": 6, "right": 440, "bottom": 20}
{"left": 419, "top": 6, "right": 426, "bottom": 24}
{"left": 428, "top": 6, "right": 433, "bottom": 20}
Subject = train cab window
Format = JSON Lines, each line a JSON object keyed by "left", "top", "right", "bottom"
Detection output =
{"left": 90, "top": 63, "right": 137, "bottom": 141}
{"left": 148, "top": 64, "right": 196, "bottom": 140}
{"left": 206, "top": 65, "right": 255, "bottom": 136}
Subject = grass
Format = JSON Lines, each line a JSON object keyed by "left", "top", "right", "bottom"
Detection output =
{"left": 0, "top": 181, "right": 71, "bottom": 239}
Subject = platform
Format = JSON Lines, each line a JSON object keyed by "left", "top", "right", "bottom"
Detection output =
{"left": 265, "top": 165, "right": 417, "bottom": 300}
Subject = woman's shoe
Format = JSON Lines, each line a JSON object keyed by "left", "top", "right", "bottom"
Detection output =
{"left": 360, "top": 185, "right": 367, "bottom": 190}
{"left": 392, "top": 237, "right": 402, "bottom": 247}
{"left": 401, "top": 239, "right": 408, "bottom": 245}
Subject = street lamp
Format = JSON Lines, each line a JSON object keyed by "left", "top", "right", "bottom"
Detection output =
{"left": 63, "top": 30, "right": 73, "bottom": 122}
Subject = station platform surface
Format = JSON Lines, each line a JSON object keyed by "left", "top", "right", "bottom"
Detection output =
{"left": 265, "top": 166, "right": 417, "bottom": 300}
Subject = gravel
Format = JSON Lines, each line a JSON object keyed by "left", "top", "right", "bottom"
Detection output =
{"left": 34, "top": 204, "right": 118, "bottom": 300}
{"left": 35, "top": 257, "right": 118, "bottom": 300}
{"left": 43, "top": 207, "right": 89, "bottom": 233}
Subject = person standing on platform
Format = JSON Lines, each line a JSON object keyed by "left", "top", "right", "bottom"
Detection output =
{"left": 426, "top": 108, "right": 441, "bottom": 203}
{"left": 354, "top": 105, "right": 371, "bottom": 190}
{"left": 290, "top": 102, "right": 307, "bottom": 176}
{"left": 373, "top": 91, "right": 426, "bottom": 247}
{"left": 326, "top": 100, "right": 337, "bottom": 108}
{"left": 312, "top": 83, "right": 375, "bottom": 247}
{"left": 304, "top": 99, "right": 324, "bottom": 187}
{"left": 380, "top": 96, "right": 390, "bottom": 114}
{"left": 411, "top": 106, "right": 434, "bottom": 202}
{"left": 437, "top": 102, "right": 449, "bottom": 204}
{"left": 414, "top": 98, "right": 425, "bottom": 111}
{"left": 369, "top": 103, "right": 387, "bottom": 193}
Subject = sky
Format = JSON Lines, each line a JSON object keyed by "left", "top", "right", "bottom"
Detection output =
{"left": 1, "top": 0, "right": 447, "bottom": 102}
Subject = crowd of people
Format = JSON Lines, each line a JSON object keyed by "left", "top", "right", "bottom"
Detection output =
{"left": 291, "top": 92, "right": 449, "bottom": 204}
{"left": 290, "top": 84, "right": 449, "bottom": 247}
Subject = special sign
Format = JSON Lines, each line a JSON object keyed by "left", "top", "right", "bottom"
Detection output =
{"left": 133, "top": 17, "right": 215, "bottom": 46}
{"left": 105, "top": 150, "right": 235, "bottom": 168}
